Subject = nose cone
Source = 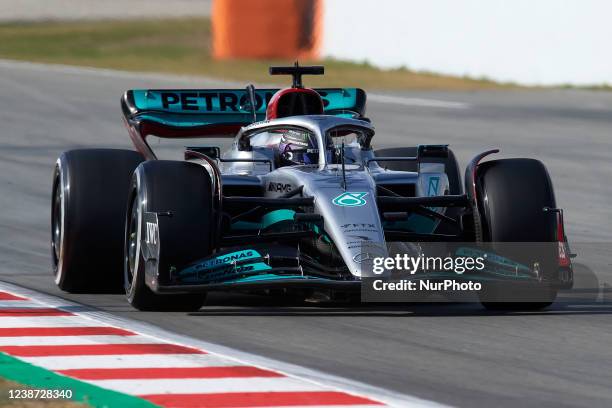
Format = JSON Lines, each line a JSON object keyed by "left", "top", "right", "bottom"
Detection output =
{"left": 312, "top": 184, "right": 388, "bottom": 277}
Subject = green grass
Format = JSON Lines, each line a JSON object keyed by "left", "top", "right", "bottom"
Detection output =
{"left": 0, "top": 354, "right": 158, "bottom": 408}
{"left": 0, "top": 18, "right": 516, "bottom": 90}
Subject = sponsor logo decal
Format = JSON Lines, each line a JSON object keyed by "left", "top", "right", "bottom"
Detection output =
{"left": 353, "top": 252, "right": 378, "bottom": 264}
{"left": 342, "top": 223, "right": 375, "bottom": 229}
{"left": 341, "top": 223, "right": 378, "bottom": 234}
{"left": 156, "top": 91, "right": 337, "bottom": 114}
{"left": 178, "top": 250, "right": 268, "bottom": 283}
{"left": 332, "top": 192, "right": 368, "bottom": 207}
{"left": 145, "top": 222, "right": 158, "bottom": 245}
{"left": 428, "top": 176, "right": 440, "bottom": 196}
{"left": 195, "top": 250, "right": 259, "bottom": 271}
{"left": 160, "top": 91, "right": 273, "bottom": 112}
{"left": 268, "top": 182, "right": 292, "bottom": 193}
{"left": 201, "top": 262, "right": 271, "bottom": 282}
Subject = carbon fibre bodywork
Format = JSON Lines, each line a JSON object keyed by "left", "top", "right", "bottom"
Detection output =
{"left": 120, "top": 82, "right": 572, "bottom": 295}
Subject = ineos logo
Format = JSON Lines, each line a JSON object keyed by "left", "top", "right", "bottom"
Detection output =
{"left": 145, "top": 222, "right": 158, "bottom": 245}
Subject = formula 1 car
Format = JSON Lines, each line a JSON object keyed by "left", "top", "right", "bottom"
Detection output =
{"left": 51, "top": 64, "right": 573, "bottom": 311}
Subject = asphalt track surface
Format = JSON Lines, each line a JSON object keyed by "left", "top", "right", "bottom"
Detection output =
{"left": 1, "top": 60, "right": 611, "bottom": 407}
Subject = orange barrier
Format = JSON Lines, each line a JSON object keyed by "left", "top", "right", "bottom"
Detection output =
{"left": 212, "top": 0, "right": 322, "bottom": 60}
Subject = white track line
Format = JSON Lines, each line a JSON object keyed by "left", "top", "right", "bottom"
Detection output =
{"left": 0, "top": 315, "right": 93, "bottom": 328}
{"left": 0, "top": 282, "right": 451, "bottom": 408}
{"left": 0, "top": 59, "right": 470, "bottom": 110}
{"left": 0, "top": 300, "right": 42, "bottom": 308}
{"left": 0, "top": 335, "right": 158, "bottom": 346}
{"left": 90, "top": 377, "right": 323, "bottom": 395}
{"left": 22, "top": 353, "right": 240, "bottom": 370}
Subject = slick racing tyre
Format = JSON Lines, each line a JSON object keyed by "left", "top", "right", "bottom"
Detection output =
{"left": 52, "top": 149, "right": 144, "bottom": 293}
{"left": 125, "top": 160, "right": 212, "bottom": 311}
{"left": 476, "top": 158, "right": 558, "bottom": 310}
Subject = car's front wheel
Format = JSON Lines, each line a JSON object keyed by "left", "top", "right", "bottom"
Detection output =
{"left": 476, "top": 158, "right": 559, "bottom": 310}
{"left": 125, "top": 160, "right": 212, "bottom": 311}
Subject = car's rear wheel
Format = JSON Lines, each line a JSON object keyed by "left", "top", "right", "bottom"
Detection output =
{"left": 125, "top": 160, "right": 212, "bottom": 311}
{"left": 52, "top": 149, "right": 144, "bottom": 293}
{"left": 476, "top": 158, "right": 558, "bottom": 310}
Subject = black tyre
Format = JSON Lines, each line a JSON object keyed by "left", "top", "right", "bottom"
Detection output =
{"left": 52, "top": 149, "right": 144, "bottom": 293}
{"left": 125, "top": 160, "right": 212, "bottom": 311}
{"left": 477, "top": 158, "right": 558, "bottom": 310}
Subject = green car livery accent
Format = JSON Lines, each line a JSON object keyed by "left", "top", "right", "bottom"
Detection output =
{"left": 179, "top": 249, "right": 264, "bottom": 278}
{"left": 222, "top": 274, "right": 326, "bottom": 284}
{"left": 427, "top": 176, "right": 440, "bottom": 196}
{"left": 231, "top": 209, "right": 296, "bottom": 231}
{"left": 332, "top": 192, "right": 368, "bottom": 207}
{"left": 181, "top": 261, "right": 272, "bottom": 284}
{"left": 128, "top": 88, "right": 366, "bottom": 128}
{"left": 455, "top": 247, "right": 534, "bottom": 278}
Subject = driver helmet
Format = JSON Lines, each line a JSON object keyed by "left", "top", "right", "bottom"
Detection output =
{"left": 278, "top": 129, "right": 322, "bottom": 166}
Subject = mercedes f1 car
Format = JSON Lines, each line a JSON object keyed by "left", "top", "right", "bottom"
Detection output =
{"left": 51, "top": 64, "right": 573, "bottom": 311}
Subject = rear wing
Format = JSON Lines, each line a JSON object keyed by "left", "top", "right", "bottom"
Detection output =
{"left": 121, "top": 88, "right": 366, "bottom": 159}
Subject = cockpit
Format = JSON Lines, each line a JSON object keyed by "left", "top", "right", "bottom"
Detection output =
{"left": 245, "top": 119, "right": 372, "bottom": 169}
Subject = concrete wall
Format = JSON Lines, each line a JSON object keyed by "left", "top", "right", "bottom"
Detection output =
{"left": 323, "top": 0, "right": 612, "bottom": 86}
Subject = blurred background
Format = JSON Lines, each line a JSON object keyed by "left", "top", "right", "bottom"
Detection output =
{"left": 2, "top": 0, "right": 611, "bottom": 89}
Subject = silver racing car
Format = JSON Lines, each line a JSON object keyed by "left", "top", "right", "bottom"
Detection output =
{"left": 51, "top": 64, "right": 574, "bottom": 311}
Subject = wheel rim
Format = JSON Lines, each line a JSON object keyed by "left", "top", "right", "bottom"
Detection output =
{"left": 125, "top": 194, "right": 139, "bottom": 288}
{"left": 51, "top": 178, "right": 62, "bottom": 268}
